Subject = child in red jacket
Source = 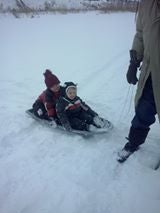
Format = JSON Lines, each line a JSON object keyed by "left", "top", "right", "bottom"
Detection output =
{"left": 32, "top": 69, "right": 63, "bottom": 121}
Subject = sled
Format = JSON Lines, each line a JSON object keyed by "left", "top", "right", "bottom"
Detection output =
{"left": 26, "top": 109, "right": 113, "bottom": 137}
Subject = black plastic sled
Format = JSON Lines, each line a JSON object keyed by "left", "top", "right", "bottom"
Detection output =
{"left": 26, "top": 109, "right": 112, "bottom": 137}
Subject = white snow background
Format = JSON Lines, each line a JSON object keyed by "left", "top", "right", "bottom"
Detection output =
{"left": 0, "top": 11, "right": 160, "bottom": 213}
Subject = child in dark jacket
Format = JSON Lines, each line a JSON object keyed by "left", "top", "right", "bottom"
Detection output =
{"left": 32, "top": 70, "right": 63, "bottom": 123}
{"left": 56, "top": 82, "right": 110, "bottom": 131}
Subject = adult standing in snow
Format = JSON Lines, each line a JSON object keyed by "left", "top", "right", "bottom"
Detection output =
{"left": 118, "top": 0, "right": 160, "bottom": 162}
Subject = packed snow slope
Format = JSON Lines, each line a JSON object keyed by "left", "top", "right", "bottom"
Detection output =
{"left": 0, "top": 12, "right": 160, "bottom": 213}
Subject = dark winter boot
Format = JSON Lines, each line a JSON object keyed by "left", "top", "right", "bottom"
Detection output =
{"left": 117, "top": 126, "right": 150, "bottom": 163}
{"left": 32, "top": 100, "right": 48, "bottom": 119}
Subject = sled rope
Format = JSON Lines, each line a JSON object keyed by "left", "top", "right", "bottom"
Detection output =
{"left": 125, "top": 85, "right": 134, "bottom": 117}
{"left": 117, "top": 85, "right": 134, "bottom": 124}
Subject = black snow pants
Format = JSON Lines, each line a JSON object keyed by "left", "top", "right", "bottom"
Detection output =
{"left": 68, "top": 110, "right": 94, "bottom": 131}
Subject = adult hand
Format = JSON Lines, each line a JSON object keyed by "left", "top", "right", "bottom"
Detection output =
{"left": 126, "top": 50, "right": 141, "bottom": 85}
{"left": 126, "top": 63, "right": 138, "bottom": 85}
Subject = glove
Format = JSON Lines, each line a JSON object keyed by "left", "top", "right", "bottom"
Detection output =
{"left": 49, "top": 117, "right": 57, "bottom": 128}
{"left": 63, "top": 122, "right": 72, "bottom": 132}
{"left": 126, "top": 63, "right": 138, "bottom": 85}
{"left": 126, "top": 50, "right": 141, "bottom": 85}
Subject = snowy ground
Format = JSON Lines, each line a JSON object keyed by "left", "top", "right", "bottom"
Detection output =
{"left": 0, "top": 12, "right": 160, "bottom": 213}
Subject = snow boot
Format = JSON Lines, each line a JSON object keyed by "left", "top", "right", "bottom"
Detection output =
{"left": 93, "top": 116, "right": 113, "bottom": 130}
{"left": 88, "top": 124, "right": 102, "bottom": 132}
{"left": 117, "top": 126, "right": 150, "bottom": 163}
{"left": 93, "top": 116, "right": 105, "bottom": 128}
{"left": 87, "top": 124, "right": 107, "bottom": 133}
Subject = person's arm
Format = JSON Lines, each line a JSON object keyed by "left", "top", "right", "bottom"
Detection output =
{"left": 79, "top": 97, "right": 98, "bottom": 117}
{"left": 44, "top": 90, "right": 57, "bottom": 118}
{"left": 132, "top": 1, "right": 144, "bottom": 61}
{"left": 126, "top": 2, "right": 144, "bottom": 85}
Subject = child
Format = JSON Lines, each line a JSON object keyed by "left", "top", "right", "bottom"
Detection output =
{"left": 32, "top": 69, "right": 63, "bottom": 123}
{"left": 56, "top": 82, "right": 111, "bottom": 131}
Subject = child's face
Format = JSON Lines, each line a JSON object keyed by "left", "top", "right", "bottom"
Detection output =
{"left": 66, "top": 87, "right": 77, "bottom": 100}
{"left": 50, "top": 84, "right": 60, "bottom": 93}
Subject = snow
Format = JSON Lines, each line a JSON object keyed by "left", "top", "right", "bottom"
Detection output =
{"left": 0, "top": 11, "right": 160, "bottom": 213}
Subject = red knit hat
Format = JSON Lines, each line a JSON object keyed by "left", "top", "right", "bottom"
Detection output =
{"left": 43, "top": 69, "right": 60, "bottom": 88}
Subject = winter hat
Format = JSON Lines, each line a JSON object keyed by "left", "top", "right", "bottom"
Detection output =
{"left": 43, "top": 69, "right": 60, "bottom": 88}
{"left": 63, "top": 82, "right": 77, "bottom": 94}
